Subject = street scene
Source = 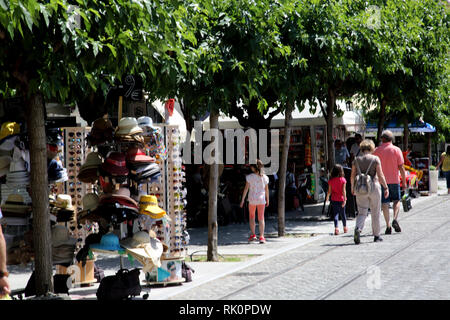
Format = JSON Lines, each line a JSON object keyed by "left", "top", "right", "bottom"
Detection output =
{"left": 0, "top": 0, "right": 449, "bottom": 308}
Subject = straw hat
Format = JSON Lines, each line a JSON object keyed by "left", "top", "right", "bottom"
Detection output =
{"left": 0, "top": 194, "right": 31, "bottom": 214}
{"left": 121, "top": 231, "right": 164, "bottom": 270}
{"left": 139, "top": 195, "right": 166, "bottom": 219}
{"left": 115, "top": 117, "right": 143, "bottom": 136}
{"left": 51, "top": 225, "right": 77, "bottom": 247}
{"left": 54, "top": 194, "right": 74, "bottom": 211}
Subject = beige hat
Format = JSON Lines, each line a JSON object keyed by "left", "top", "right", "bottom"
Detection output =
{"left": 115, "top": 117, "right": 143, "bottom": 136}
{"left": 122, "top": 232, "right": 164, "bottom": 272}
{"left": 77, "top": 193, "right": 99, "bottom": 218}
{"left": 80, "top": 152, "right": 103, "bottom": 170}
{"left": 0, "top": 194, "right": 31, "bottom": 214}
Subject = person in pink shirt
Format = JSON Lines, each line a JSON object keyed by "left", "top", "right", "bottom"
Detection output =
{"left": 326, "top": 164, "right": 348, "bottom": 235}
{"left": 373, "top": 130, "right": 406, "bottom": 234}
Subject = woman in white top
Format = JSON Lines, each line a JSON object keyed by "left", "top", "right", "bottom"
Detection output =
{"left": 240, "top": 159, "right": 269, "bottom": 243}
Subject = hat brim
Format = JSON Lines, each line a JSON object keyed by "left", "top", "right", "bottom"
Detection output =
{"left": 115, "top": 127, "right": 143, "bottom": 136}
{"left": 100, "top": 163, "right": 129, "bottom": 176}
{"left": 139, "top": 205, "right": 166, "bottom": 219}
{"left": 100, "top": 194, "right": 138, "bottom": 208}
{"left": 127, "top": 155, "right": 156, "bottom": 163}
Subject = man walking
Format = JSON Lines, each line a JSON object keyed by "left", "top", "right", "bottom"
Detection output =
{"left": 373, "top": 130, "right": 407, "bottom": 234}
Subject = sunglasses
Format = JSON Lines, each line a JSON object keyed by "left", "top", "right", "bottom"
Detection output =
{"left": 69, "top": 132, "right": 82, "bottom": 137}
{"left": 69, "top": 157, "right": 82, "bottom": 162}
{"left": 69, "top": 144, "right": 81, "bottom": 149}
{"left": 69, "top": 150, "right": 82, "bottom": 155}
{"left": 69, "top": 138, "right": 82, "bottom": 142}
{"left": 69, "top": 163, "right": 81, "bottom": 167}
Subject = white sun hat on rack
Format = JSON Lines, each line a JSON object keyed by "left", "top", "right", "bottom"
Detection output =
{"left": 115, "top": 117, "right": 143, "bottom": 136}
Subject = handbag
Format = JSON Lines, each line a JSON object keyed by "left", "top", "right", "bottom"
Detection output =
{"left": 402, "top": 194, "right": 412, "bottom": 212}
{"left": 181, "top": 261, "right": 195, "bottom": 282}
{"left": 96, "top": 268, "right": 141, "bottom": 300}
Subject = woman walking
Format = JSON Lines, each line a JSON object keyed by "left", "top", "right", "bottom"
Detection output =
{"left": 240, "top": 159, "right": 269, "bottom": 244}
{"left": 351, "top": 139, "right": 389, "bottom": 244}
{"left": 326, "top": 164, "right": 348, "bottom": 235}
{"left": 436, "top": 145, "right": 450, "bottom": 194}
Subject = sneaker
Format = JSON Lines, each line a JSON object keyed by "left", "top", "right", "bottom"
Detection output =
{"left": 392, "top": 219, "right": 401, "bottom": 232}
{"left": 385, "top": 226, "right": 392, "bottom": 234}
{"left": 334, "top": 228, "right": 339, "bottom": 235}
{"left": 374, "top": 236, "right": 383, "bottom": 242}
{"left": 354, "top": 229, "right": 361, "bottom": 245}
{"left": 343, "top": 227, "right": 348, "bottom": 233}
{"left": 259, "top": 236, "right": 266, "bottom": 244}
{"left": 248, "top": 234, "right": 257, "bottom": 242}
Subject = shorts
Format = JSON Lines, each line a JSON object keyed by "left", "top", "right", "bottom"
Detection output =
{"left": 444, "top": 171, "right": 450, "bottom": 189}
{"left": 381, "top": 184, "right": 401, "bottom": 204}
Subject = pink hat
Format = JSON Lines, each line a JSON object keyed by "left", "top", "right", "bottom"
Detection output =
{"left": 101, "top": 152, "right": 129, "bottom": 176}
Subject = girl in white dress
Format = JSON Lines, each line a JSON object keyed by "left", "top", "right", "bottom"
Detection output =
{"left": 240, "top": 160, "right": 269, "bottom": 243}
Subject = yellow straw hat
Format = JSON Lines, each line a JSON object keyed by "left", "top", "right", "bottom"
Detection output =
{"left": 139, "top": 195, "right": 166, "bottom": 219}
{"left": 0, "top": 122, "right": 20, "bottom": 141}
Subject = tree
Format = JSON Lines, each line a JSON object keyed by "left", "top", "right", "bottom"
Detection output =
{"left": 0, "top": 0, "right": 189, "bottom": 296}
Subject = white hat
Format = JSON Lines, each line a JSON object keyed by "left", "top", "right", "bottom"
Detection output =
{"left": 115, "top": 117, "right": 143, "bottom": 136}
{"left": 137, "top": 116, "right": 154, "bottom": 128}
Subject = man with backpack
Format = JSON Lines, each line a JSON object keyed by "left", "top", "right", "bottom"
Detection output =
{"left": 373, "top": 130, "right": 407, "bottom": 234}
{"left": 351, "top": 139, "right": 389, "bottom": 244}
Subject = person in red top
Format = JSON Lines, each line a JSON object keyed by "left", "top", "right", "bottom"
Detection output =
{"left": 373, "top": 130, "right": 406, "bottom": 234}
{"left": 326, "top": 164, "right": 348, "bottom": 235}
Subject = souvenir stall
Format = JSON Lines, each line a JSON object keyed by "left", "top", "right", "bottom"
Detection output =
{"left": 73, "top": 115, "right": 189, "bottom": 291}
{"left": 0, "top": 111, "right": 190, "bottom": 296}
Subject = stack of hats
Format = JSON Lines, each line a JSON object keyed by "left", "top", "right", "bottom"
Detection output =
{"left": 49, "top": 194, "right": 75, "bottom": 222}
{"left": 77, "top": 193, "right": 109, "bottom": 231}
{"left": 46, "top": 128, "right": 63, "bottom": 160}
{"left": 0, "top": 194, "right": 32, "bottom": 218}
{"left": 48, "top": 159, "right": 68, "bottom": 183}
{"left": 114, "top": 117, "right": 144, "bottom": 144}
{"left": 6, "top": 145, "right": 30, "bottom": 186}
{"left": 77, "top": 152, "right": 102, "bottom": 183}
{"left": 97, "top": 188, "right": 139, "bottom": 224}
{"left": 139, "top": 195, "right": 166, "bottom": 220}
{"left": 87, "top": 117, "right": 115, "bottom": 146}
{"left": 100, "top": 152, "right": 129, "bottom": 177}
{"left": 51, "top": 225, "right": 77, "bottom": 264}
{"left": 126, "top": 147, "right": 160, "bottom": 183}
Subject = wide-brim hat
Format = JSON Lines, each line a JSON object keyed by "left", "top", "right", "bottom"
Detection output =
{"left": 124, "top": 239, "right": 164, "bottom": 267}
{"left": 101, "top": 152, "right": 129, "bottom": 176}
{"left": 139, "top": 195, "right": 166, "bottom": 219}
{"left": 120, "top": 230, "right": 152, "bottom": 249}
{"left": 115, "top": 117, "right": 143, "bottom": 136}
{"left": 126, "top": 147, "right": 155, "bottom": 163}
{"left": 99, "top": 187, "right": 138, "bottom": 209}
{"left": 77, "top": 168, "right": 99, "bottom": 184}
{"left": 80, "top": 152, "right": 103, "bottom": 170}
{"left": 90, "top": 233, "right": 125, "bottom": 253}
{"left": 51, "top": 225, "right": 77, "bottom": 247}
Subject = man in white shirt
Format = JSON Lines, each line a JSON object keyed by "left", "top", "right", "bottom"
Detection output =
{"left": 349, "top": 134, "right": 363, "bottom": 163}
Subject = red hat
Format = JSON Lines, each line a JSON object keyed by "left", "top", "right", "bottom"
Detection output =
{"left": 101, "top": 152, "right": 129, "bottom": 176}
{"left": 126, "top": 147, "right": 155, "bottom": 163}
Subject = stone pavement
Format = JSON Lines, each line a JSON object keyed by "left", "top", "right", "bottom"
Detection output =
{"left": 7, "top": 178, "right": 448, "bottom": 300}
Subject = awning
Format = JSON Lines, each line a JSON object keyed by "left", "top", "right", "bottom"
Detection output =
{"left": 365, "top": 120, "right": 436, "bottom": 133}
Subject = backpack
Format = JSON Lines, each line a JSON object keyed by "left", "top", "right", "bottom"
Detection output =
{"left": 354, "top": 157, "right": 375, "bottom": 196}
{"left": 181, "top": 261, "right": 195, "bottom": 282}
{"left": 96, "top": 268, "right": 141, "bottom": 300}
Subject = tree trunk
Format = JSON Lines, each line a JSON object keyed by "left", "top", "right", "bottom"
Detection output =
{"left": 326, "top": 88, "right": 336, "bottom": 172}
{"left": 376, "top": 95, "right": 387, "bottom": 145}
{"left": 26, "top": 93, "right": 53, "bottom": 295}
{"left": 403, "top": 117, "right": 409, "bottom": 151}
{"left": 277, "top": 102, "right": 293, "bottom": 237}
{"left": 207, "top": 109, "right": 219, "bottom": 261}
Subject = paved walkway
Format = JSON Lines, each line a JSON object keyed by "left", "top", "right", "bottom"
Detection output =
{"left": 7, "top": 179, "right": 448, "bottom": 300}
